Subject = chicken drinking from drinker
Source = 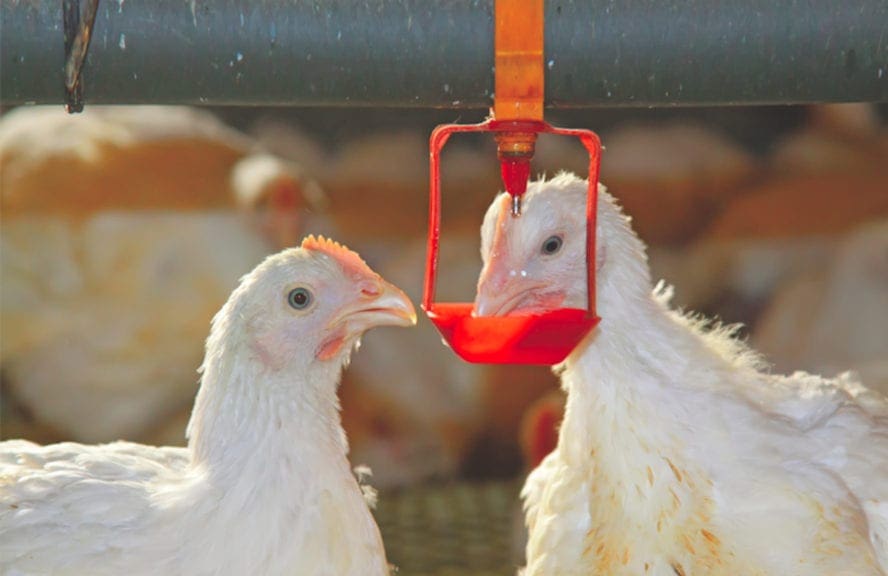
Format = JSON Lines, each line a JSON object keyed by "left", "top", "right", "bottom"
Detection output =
{"left": 1, "top": 236, "right": 415, "bottom": 576}
{"left": 475, "top": 172, "right": 888, "bottom": 576}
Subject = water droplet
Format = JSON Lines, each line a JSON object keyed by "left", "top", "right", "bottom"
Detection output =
{"left": 236, "top": 52, "right": 244, "bottom": 62}
{"left": 547, "top": 60, "right": 554, "bottom": 70}
{"left": 118, "top": 34, "right": 126, "bottom": 50}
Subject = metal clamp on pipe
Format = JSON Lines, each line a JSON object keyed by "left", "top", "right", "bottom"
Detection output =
{"left": 63, "top": 0, "right": 100, "bottom": 113}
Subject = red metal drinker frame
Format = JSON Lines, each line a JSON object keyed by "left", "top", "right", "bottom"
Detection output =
{"left": 422, "top": 118, "right": 602, "bottom": 365}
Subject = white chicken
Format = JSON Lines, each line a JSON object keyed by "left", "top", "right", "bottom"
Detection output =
{"left": 253, "top": 121, "right": 507, "bottom": 487}
{"left": 474, "top": 173, "right": 888, "bottom": 576}
{"left": 0, "top": 236, "right": 415, "bottom": 575}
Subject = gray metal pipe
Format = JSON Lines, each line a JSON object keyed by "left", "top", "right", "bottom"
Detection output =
{"left": 2, "top": 0, "right": 886, "bottom": 107}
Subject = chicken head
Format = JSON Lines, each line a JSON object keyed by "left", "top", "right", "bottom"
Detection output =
{"left": 223, "top": 235, "right": 416, "bottom": 376}
{"left": 475, "top": 172, "right": 651, "bottom": 319}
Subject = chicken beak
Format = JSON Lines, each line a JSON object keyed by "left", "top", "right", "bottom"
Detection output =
{"left": 476, "top": 261, "right": 512, "bottom": 316}
{"left": 340, "top": 279, "right": 417, "bottom": 335}
{"left": 475, "top": 269, "right": 557, "bottom": 317}
{"left": 474, "top": 281, "right": 530, "bottom": 317}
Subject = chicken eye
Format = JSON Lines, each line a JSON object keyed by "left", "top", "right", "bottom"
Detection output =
{"left": 287, "top": 287, "right": 313, "bottom": 310}
{"left": 541, "top": 235, "right": 563, "bottom": 255}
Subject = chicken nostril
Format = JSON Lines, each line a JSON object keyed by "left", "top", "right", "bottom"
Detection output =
{"left": 480, "top": 273, "right": 507, "bottom": 294}
{"left": 359, "top": 280, "right": 382, "bottom": 298}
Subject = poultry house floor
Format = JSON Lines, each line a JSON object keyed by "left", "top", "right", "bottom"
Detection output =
{"left": 375, "top": 479, "right": 522, "bottom": 576}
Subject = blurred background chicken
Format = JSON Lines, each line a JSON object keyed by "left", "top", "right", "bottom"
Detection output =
{"left": 753, "top": 220, "right": 888, "bottom": 392}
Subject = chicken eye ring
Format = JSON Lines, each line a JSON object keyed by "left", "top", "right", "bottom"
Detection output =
{"left": 541, "top": 235, "right": 563, "bottom": 255}
{"left": 287, "top": 287, "right": 313, "bottom": 310}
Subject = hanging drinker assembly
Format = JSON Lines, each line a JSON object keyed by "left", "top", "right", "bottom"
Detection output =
{"left": 422, "top": 0, "right": 603, "bottom": 365}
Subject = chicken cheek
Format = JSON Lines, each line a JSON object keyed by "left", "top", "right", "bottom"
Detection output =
{"left": 317, "top": 326, "right": 348, "bottom": 361}
{"left": 249, "top": 336, "right": 288, "bottom": 371}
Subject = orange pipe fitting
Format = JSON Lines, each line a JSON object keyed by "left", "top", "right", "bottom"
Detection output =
{"left": 493, "top": 0, "right": 544, "bottom": 214}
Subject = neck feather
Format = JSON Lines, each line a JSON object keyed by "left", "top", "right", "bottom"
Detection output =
{"left": 552, "top": 285, "right": 768, "bottom": 571}
{"left": 558, "top": 276, "right": 765, "bottom": 469}
{"left": 186, "top": 334, "right": 348, "bottom": 476}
